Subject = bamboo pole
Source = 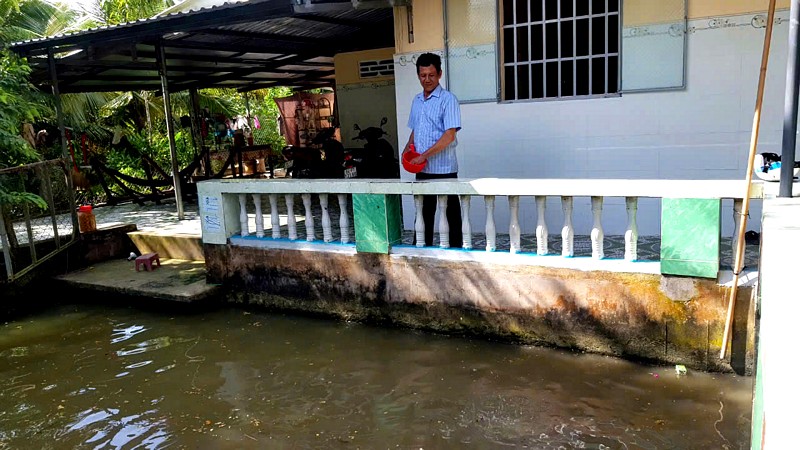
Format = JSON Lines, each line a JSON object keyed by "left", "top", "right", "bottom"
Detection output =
{"left": 720, "top": 0, "right": 777, "bottom": 360}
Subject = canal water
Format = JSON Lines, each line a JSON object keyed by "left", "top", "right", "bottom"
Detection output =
{"left": 0, "top": 301, "right": 752, "bottom": 449}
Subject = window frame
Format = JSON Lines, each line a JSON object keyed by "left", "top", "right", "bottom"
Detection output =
{"left": 497, "top": 0, "right": 622, "bottom": 103}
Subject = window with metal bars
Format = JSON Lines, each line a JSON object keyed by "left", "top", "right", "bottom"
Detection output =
{"left": 501, "top": 0, "right": 620, "bottom": 101}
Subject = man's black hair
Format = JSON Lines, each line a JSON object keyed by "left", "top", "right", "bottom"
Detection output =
{"left": 416, "top": 52, "right": 442, "bottom": 74}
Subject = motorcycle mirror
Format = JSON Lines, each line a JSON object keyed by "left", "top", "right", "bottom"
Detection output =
{"left": 353, "top": 124, "right": 361, "bottom": 131}
{"left": 380, "top": 117, "right": 388, "bottom": 127}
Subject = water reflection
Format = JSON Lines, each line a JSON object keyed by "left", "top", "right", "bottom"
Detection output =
{"left": 0, "top": 304, "right": 753, "bottom": 449}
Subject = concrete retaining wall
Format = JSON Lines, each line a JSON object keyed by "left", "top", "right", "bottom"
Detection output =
{"left": 205, "top": 243, "right": 755, "bottom": 373}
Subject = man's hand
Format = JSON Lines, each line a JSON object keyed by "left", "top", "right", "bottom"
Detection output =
{"left": 410, "top": 153, "right": 427, "bottom": 165}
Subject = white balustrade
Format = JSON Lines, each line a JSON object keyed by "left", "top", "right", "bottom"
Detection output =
{"left": 625, "top": 197, "right": 638, "bottom": 261}
{"left": 485, "top": 195, "right": 496, "bottom": 252}
{"left": 509, "top": 195, "right": 521, "bottom": 254}
{"left": 253, "top": 194, "right": 264, "bottom": 238}
{"left": 536, "top": 196, "right": 548, "bottom": 255}
{"left": 302, "top": 193, "right": 315, "bottom": 242}
{"left": 414, "top": 195, "right": 424, "bottom": 247}
{"left": 285, "top": 194, "right": 297, "bottom": 240}
{"left": 320, "top": 194, "right": 332, "bottom": 243}
{"left": 338, "top": 194, "right": 350, "bottom": 244}
{"left": 438, "top": 195, "right": 450, "bottom": 248}
{"left": 239, "top": 194, "right": 249, "bottom": 236}
{"left": 561, "top": 196, "right": 574, "bottom": 257}
{"left": 269, "top": 194, "right": 281, "bottom": 239}
{"left": 591, "top": 196, "right": 604, "bottom": 259}
{"left": 460, "top": 195, "right": 472, "bottom": 249}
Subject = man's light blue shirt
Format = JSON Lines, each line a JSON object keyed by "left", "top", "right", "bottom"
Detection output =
{"left": 407, "top": 84, "right": 461, "bottom": 174}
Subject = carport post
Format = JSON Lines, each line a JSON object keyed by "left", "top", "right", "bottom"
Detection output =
{"left": 48, "top": 49, "right": 78, "bottom": 234}
{"left": 156, "top": 42, "right": 185, "bottom": 220}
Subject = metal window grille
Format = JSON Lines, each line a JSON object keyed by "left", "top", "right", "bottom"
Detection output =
{"left": 501, "top": 0, "right": 620, "bottom": 101}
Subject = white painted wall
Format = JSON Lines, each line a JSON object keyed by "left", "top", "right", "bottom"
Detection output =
{"left": 394, "top": 12, "right": 793, "bottom": 237}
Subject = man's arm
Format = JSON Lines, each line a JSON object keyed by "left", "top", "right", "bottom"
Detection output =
{"left": 411, "top": 128, "right": 457, "bottom": 164}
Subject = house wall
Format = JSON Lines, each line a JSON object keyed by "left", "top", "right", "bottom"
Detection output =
{"left": 392, "top": 6, "right": 791, "bottom": 236}
{"left": 334, "top": 48, "right": 398, "bottom": 149}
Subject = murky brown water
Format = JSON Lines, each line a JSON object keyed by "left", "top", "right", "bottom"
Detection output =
{"left": 0, "top": 302, "right": 752, "bottom": 449}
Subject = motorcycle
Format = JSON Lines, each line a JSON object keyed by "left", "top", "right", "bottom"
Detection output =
{"left": 281, "top": 127, "right": 345, "bottom": 179}
{"left": 343, "top": 117, "right": 400, "bottom": 179}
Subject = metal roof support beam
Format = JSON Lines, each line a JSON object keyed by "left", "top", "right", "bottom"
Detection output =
{"left": 48, "top": 49, "right": 78, "bottom": 237}
{"left": 156, "top": 42, "right": 184, "bottom": 220}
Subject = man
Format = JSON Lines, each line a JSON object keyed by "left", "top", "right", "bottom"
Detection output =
{"left": 403, "top": 52, "right": 463, "bottom": 248}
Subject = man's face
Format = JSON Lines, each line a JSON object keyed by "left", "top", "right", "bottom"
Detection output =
{"left": 417, "top": 65, "right": 441, "bottom": 95}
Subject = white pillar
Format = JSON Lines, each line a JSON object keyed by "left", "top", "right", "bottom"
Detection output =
{"left": 269, "top": 194, "right": 281, "bottom": 239}
{"left": 285, "top": 194, "right": 297, "bottom": 240}
{"left": 591, "top": 196, "right": 604, "bottom": 259}
{"left": 536, "top": 196, "right": 549, "bottom": 255}
{"left": 302, "top": 193, "right": 315, "bottom": 242}
{"left": 438, "top": 195, "right": 450, "bottom": 248}
{"left": 238, "top": 194, "right": 249, "bottom": 236}
{"left": 460, "top": 195, "right": 472, "bottom": 249}
{"left": 561, "top": 196, "right": 574, "bottom": 257}
{"left": 509, "top": 195, "right": 521, "bottom": 253}
{"left": 320, "top": 194, "right": 332, "bottom": 243}
{"left": 414, "top": 194, "right": 425, "bottom": 247}
{"left": 485, "top": 195, "right": 496, "bottom": 252}
{"left": 624, "top": 196, "right": 639, "bottom": 261}
{"left": 338, "top": 194, "right": 350, "bottom": 244}
{"left": 253, "top": 194, "right": 264, "bottom": 238}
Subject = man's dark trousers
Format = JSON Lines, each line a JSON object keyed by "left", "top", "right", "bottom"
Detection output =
{"left": 415, "top": 172, "right": 462, "bottom": 248}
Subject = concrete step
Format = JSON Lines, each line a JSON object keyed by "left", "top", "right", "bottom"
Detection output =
{"left": 127, "top": 230, "right": 204, "bottom": 262}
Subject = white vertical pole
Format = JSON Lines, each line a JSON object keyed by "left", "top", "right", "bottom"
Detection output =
{"left": 269, "top": 194, "right": 281, "bottom": 239}
{"left": 302, "top": 193, "right": 315, "bottom": 241}
{"left": 338, "top": 194, "right": 350, "bottom": 243}
{"left": 485, "top": 195, "right": 496, "bottom": 252}
{"left": 253, "top": 194, "right": 264, "bottom": 238}
{"left": 285, "top": 194, "right": 297, "bottom": 240}
{"left": 460, "top": 195, "right": 472, "bottom": 249}
{"left": 509, "top": 195, "right": 521, "bottom": 253}
{"left": 438, "top": 195, "right": 450, "bottom": 248}
{"left": 414, "top": 194, "right": 425, "bottom": 247}
{"left": 238, "top": 194, "right": 249, "bottom": 236}
{"left": 536, "top": 196, "right": 549, "bottom": 255}
{"left": 320, "top": 194, "right": 332, "bottom": 243}
{"left": 591, "top": 196, "right": 605, "bottom": 259}
{"left": 561, "top": 196, "right": 574, "bottom": 257}
{"left": 624, "top": 196, "right": 639, "bottom": 261}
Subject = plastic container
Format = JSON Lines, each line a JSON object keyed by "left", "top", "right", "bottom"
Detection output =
{"left": 402, "top": 145, "right": 427, "bottom": 173}
{"left": 77, "top": 204, "right": 97, "bottom": 233}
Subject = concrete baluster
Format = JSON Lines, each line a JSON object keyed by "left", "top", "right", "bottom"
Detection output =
{"left": 438, "top": 195, "right": 450, "bottom": 248}
{"left": 269, "top": 194, "right": 280, "bottom": 239}
{"left": 485, "top": 195, "right": 496, "bottom": 252}
{"left": 319, "top": 194, "right": 332, "bottom": 243}
{"left": 561, "top": 196, "right": 574, "bottom": 257}
{"left": 414, "top": 195, "right": 425, "bottom": 247}
{"left": 460, "top": 195, "right": 472, "bottom": 249}
{"left": 536, "top": 196, "right": 549, "bottom": 255}
{"left": 253, "top": 194, "right": 264, "bottom": 238}
{"left": 285, "top": 194, "right": 297, "bottom": 240}
{"left": 338, "top": 194, "right": 350, "bottom": 244}
{"left": 625, "top": 196, "right": 639, "bottom": 261}
{"left": 732, "top": 198, "right": 743, "bottom": 268}
{"left": 509, "top": 195, "right": 521, "bottom": 254}
{"left": 302, "top": 193, "right": 315, "bottom": 241}
{"left": 238, "top": 194, "right": 249, "bottom": 236}
{"left": 591, "top": 196, "right": 604, "bottom": 259}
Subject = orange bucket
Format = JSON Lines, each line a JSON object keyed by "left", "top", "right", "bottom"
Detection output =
{"left": 402, "top": 150, "right": 426, "bottom": 173}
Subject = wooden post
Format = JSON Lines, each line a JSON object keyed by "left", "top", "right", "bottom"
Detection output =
{"left": 156, "top": 42, "right": 184, "bottom": 220}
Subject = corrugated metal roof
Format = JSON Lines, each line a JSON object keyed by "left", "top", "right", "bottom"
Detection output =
{"left": 8, "top": 0, "right": 396, "bottom": 93}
